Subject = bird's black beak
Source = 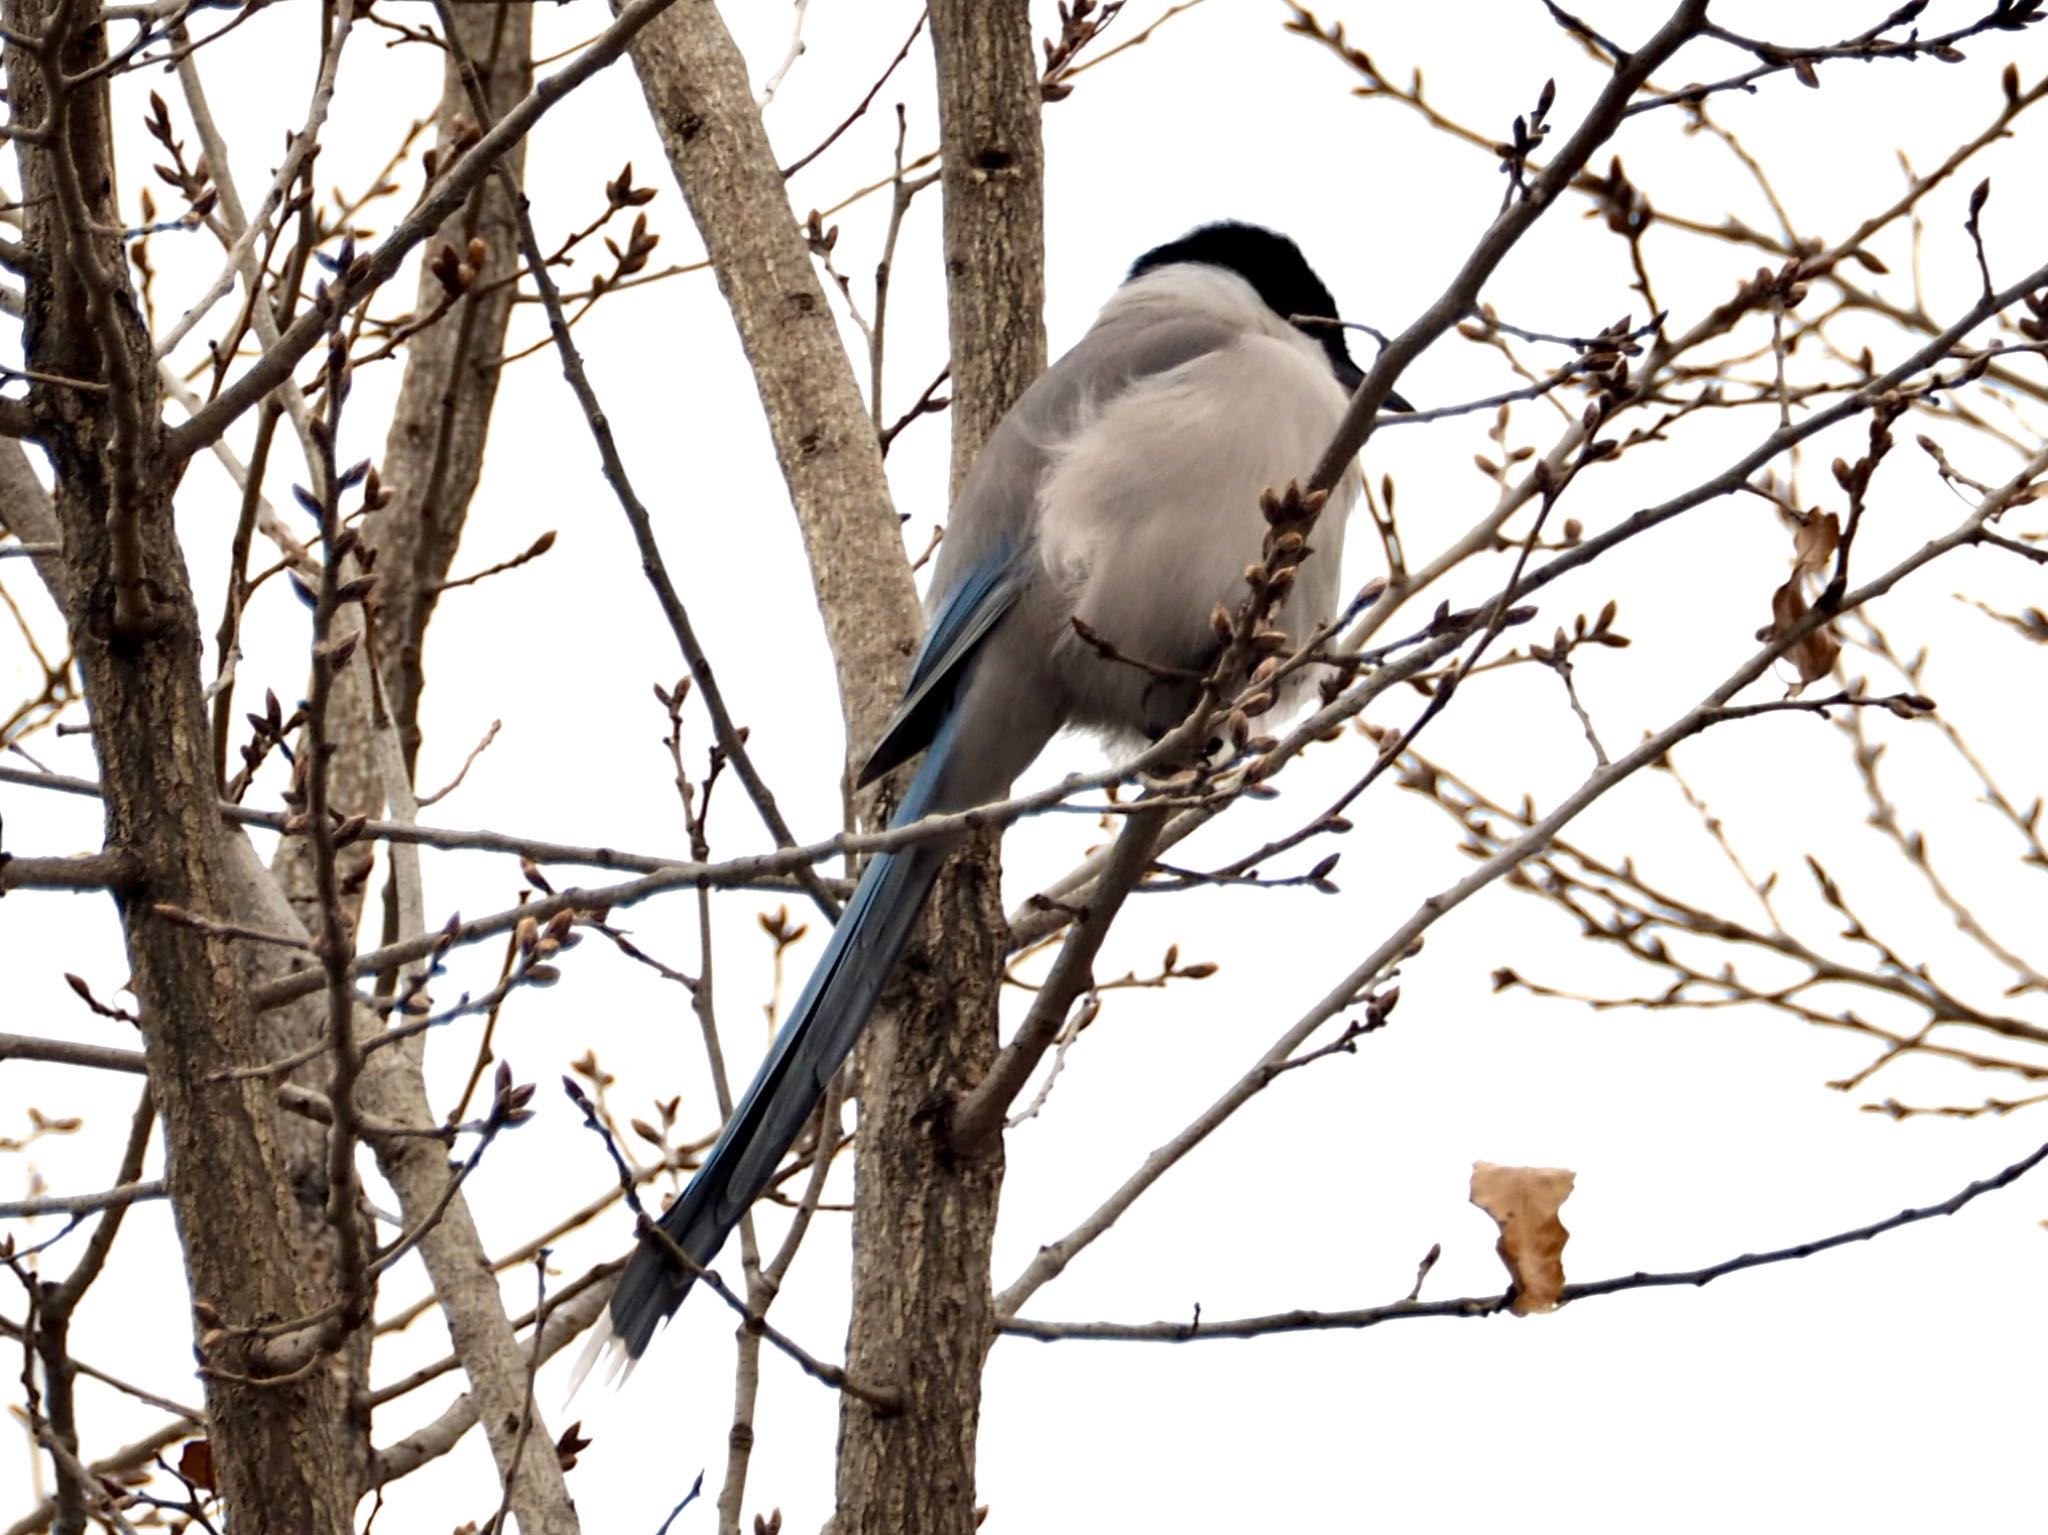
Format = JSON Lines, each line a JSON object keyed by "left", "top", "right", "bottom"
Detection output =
{"left": 1336, "top": 354, "right": 1414, "bottom": 413}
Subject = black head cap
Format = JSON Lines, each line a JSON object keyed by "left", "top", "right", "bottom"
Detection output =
{"left": 1129, "top": 220, "right": 1369, "bottom": 391}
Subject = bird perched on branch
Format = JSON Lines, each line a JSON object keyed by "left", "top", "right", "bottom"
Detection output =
{"left": 584, "top": 220, "right": 1407, "bottom": 1374}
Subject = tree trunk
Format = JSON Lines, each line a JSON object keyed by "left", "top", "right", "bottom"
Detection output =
{"left": 829, "top": 6, "right": 1044, "bottom": 1533}
{"left": 5, "top": 4, "right": 355, "bottom": 1528}
{"left": 928, "top": 0, "right": 1048, "bottom": 488}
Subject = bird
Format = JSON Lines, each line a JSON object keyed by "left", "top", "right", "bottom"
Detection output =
{"left": 584, "top": 220, "right": 1406, "bottom": 1374}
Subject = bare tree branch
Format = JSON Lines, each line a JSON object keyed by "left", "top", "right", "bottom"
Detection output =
{"left": 1002, "top": 1124, "right": 2048, "bottom": 1340}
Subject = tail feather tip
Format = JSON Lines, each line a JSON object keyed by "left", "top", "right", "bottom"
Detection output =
{"left": 567, "top": 1306, "right": 638, "bottom": 1400}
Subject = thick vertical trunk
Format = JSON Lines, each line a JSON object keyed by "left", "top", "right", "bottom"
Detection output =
{"left": 928, "top": 0, "right": 1048, "bottom": 488}
{"left": 5, "top": 4, "right": 356, "bottom": 1529}
{"left": 829, "top": 840, "right": 1009, "bottom": 1535}
{"left": 830, "top": 6, "right": 1045, "bottom": 1533}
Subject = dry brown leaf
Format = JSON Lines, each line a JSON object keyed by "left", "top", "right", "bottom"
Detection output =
{"left": 1471, "top": 1161, "right": 1576, "bottom": 1314}
{"left": 1757, "top": 512, "right": 1845, "bottom": 690}
{"left": 1762, "top": 577, "right": 1840, "bottom": 690}
{"left": 177, "top": 1438, "right": 215, "bottom": 1491}
{"left": 1791, "top": 511, "right": 1839, "bottom": 577}
{"left": 1788, "top": 624, "right": 1841, "bottom": 686}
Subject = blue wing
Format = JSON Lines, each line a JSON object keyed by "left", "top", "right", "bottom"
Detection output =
{"left": 859, "top": 543, "right": 1025, "bottom": 787}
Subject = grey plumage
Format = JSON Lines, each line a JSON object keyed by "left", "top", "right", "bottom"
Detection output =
{"left": 584, "top": 222, "right": 1387, "bottom": 1376}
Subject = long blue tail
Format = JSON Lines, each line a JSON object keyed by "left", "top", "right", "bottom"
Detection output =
{"left": 599, "top": 714, "right": 963, "bottom": 1363}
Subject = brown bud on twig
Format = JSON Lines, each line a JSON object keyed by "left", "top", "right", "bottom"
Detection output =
{"left": 606, "top": 162, "right": 658, "bottom": 208}
{"left": 319, "top": 633, "right": 359, "bottom": 672}
{"left": 429, "top": 242, "right": 467, "bottom": 299}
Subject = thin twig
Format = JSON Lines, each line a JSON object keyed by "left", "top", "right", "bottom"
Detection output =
{"left": 0, "top": 1179, "right": 163, "bottom": 1221}
{"left": 780, "top": 7, "right": 926, "bottom": 179}
{"left": 1003, "top": 1121, "right": 2048, "bottom": 1340}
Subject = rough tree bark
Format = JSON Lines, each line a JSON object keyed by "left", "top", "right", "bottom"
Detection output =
{"left": 927, "top": 0, "right": 1047, "bottom": 490}
{"left": 5, "top": 3, "right": 356, "bottom": 1529}
{"left": 830, "top": 6, "right": 1045, "bottom": 1533}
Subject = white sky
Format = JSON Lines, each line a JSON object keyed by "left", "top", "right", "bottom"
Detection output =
{"left": 4, "top": 2, "right": 2047, "bottom": 1531}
